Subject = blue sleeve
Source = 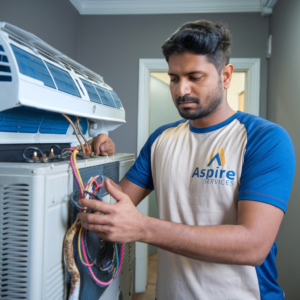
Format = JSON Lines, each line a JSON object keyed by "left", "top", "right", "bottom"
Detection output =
{"left": 238, "top": 121, "right": 295, "bottom": 213}
{"left": 125, "top": 133, "right": 154, "bottom": 190}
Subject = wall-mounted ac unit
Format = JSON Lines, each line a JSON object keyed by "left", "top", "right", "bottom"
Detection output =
{"left": 0, "top": 22, "right": 125, "bottom": 145}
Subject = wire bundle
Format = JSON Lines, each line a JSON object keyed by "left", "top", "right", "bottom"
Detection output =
{"left": 70, "top": 150, "right": 124, "bottom": 287}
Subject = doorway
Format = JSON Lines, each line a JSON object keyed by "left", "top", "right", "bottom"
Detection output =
{"left": 135, "top": 58, "right": 261, "bottom": 293}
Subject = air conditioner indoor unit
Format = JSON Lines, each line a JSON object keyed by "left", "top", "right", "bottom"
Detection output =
{"left": 0, "top": 22, "right": 135, "bottom": 300}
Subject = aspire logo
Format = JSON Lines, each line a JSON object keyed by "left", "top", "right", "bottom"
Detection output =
{"left": 192, "top": 147, "right": 235, "bottom": 186}
{"left": 207, "top": 148, "right": 226, "bottom": 167}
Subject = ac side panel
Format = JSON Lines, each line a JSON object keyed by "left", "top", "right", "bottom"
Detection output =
{"left": 43, "top": 171, "right": 71, "bottom": 300}
{"left": 0, "top": 174, "right": 45, "bottom": 300}
{"left": 0, "top": 33, "right": 19, "bottom": 112}
{"left": 119, "top": 159, "right": 134, "bottom": 180}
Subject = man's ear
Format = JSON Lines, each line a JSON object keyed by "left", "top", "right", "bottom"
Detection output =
{"left": 222, "top": 64, "right": 234, "bottom": 90}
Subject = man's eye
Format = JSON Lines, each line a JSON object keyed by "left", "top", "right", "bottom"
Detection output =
{"left": 191, "top": 76, "right": 202, "bottom": 81}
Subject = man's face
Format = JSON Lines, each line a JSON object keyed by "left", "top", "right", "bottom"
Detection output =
{"left": 168, "top": 52, "right": 224, "bottom": 120}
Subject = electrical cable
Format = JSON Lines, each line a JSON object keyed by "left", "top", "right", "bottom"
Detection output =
{"left": 65, "top": 150, "right": 124, "bottom": 290}
{"left": 76, "top": 117, "right": 90, "bottom": 153}
{"left": 61, "top": 113, "right": 86, "bottom": 153}
{"left": 78, "top": 226, "right": 94, "bottom": 267}
{"left": 23, "top": 147, "right": 44, "bottom": 162}
{"left": 50, "top": 144, "right": 63, "bottom": 153}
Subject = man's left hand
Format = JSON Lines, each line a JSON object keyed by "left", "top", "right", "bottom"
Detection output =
{"left": 77, "top": 178, "right": 146, "bottom": 244}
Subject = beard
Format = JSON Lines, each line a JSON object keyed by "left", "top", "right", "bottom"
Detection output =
{"left": 175, "top": 82, "right": 223, "bottom": 120}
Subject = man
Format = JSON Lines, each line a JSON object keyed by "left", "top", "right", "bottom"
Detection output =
{"left": 79, "top": 20, "right": 295, "bottom": 299}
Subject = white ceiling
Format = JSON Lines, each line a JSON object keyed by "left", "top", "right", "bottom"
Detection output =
{"left": 70, "top": 0, "right": 275, "bottom": 16}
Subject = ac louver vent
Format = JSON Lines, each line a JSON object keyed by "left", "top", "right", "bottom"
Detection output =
{"left": 0, "top": 184, "right": 30, "bottom": 300}
{"left": 45, "top": 263, "right": 64, "bottom": 300}
{"left": 121, "top": 242, "right": 134, "bottom": 270}
{"left": 0, "top": 47, "right": 12, "bottom": 82}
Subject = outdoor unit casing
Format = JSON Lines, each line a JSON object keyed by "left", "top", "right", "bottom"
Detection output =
{"left": 0, "top": 154, "right": 135, "bottom": 300}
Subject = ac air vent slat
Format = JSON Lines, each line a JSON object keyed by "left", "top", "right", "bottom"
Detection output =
{"left": 1, "top": 261, "right": 28, "bottom": 267}
{"left": 0, "top": 269, "right": 27, "bottom": 275}
{"left": 4, "top": 184, "right": 29, "bottom": 189}
{"left": 1, "top": 183, "right": 30, "bottom": 299}
{"left": 1, "top": 276, "right": 27, "bottom": 282}
{"left": 4, "top": 192, "right": 30, "bottom": 196}
{"left": 45, "top": 272, "right": 63, "bottom": 293}
{"left": 46, "top": 263, "right": 62, "bottom": 279}
{"left": 45, "top": 262, "right": 64, "bottom": 299}
{"left": 47, "top": 285, "right": 63, "bottom": 300}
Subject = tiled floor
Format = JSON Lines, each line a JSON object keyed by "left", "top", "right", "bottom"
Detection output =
{"left": 131, "top": 253, "right": 157, "bottom": 300}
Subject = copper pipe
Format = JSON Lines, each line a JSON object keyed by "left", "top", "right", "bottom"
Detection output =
{"left": 61, "top": 113, "right": 85, "bottom": 153}
{"left": 76, "top": 117, "right": 90, "bottom": 153}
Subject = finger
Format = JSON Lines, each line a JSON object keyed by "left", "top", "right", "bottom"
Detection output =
{"left": 100, "top": 141, "right": 107, "bottom": 152}
{"left": 104, "top": 178, "right": 128, "bottom": 203}
{"left": 79, "top": 198, "right": 113, "bottom": 214}
{"left": 81, "top": 222, "right": 111, "bottom": 235}
{"left": 77, "top": 213, "right": 113, "bottom": 225}
{"left": 105, "top": 179, "right": 123, "bottom": 192}
{"left": 100, "top": 140, "right": 115, "bottom": 156}
{"left": 94, "top": 134, "right": 108, "bottom": 156}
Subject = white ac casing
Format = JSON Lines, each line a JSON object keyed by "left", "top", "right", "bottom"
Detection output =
{"left": 0, "top": 22, "right": 125, "bottom": 145}
{"left": 0, "top": 154, "right": 135, "bottom": 300}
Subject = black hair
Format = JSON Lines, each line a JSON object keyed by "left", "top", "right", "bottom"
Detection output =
{"left": 161, "top": 20, "right": 231, "bottom": 72}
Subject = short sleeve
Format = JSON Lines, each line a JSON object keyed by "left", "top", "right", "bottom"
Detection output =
{"left": 125, "top": 119, "right": 186, "bottom": 190}
{"left": 125, "top": 133, "right": 155, "bottom": 190}
{"left": 238, "top": 123, "right": 295, "bottom": 213}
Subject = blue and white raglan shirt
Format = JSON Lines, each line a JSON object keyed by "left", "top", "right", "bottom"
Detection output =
{"left": 125, "top": 111, "right": 295, "bottom": 300}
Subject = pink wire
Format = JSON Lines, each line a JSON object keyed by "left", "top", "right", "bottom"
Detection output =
{"left": 81, "top": 228, "right": 124, "bottom": 286}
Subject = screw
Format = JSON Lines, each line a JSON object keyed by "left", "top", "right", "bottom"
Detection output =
{"left": 32, "top": 151, "right": 39, "bottom": 161}
{"left": 49, "top": 148, "right": 55, "bottom": 157}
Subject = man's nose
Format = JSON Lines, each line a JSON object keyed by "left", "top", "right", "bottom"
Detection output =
{"left": 178, "top": 79, "right": 191, "bottom": 97}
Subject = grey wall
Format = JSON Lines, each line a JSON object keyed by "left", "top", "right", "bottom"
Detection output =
{"left": 268, "top": 0, "right": 300, "bottom": 298}
{"left": 0, "top": 0, "right": 79, "bottom": 60}
{"left": 77, "top": 13, "right": 269, "bottom": 155}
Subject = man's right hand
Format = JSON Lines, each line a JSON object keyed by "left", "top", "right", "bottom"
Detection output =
{"left": 89, "top": 134, "right": 115, "bottom": 156}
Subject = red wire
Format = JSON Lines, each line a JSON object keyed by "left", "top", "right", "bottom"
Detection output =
{"left": 93, "top": 184, "right": 104, "bottom": 195}
{"left": 84, "top": 180, "right": 99, "bottom": 189}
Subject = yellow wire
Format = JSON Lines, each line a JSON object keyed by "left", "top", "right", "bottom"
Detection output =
{"left": 87, "top": 176, "right": 98, "bottom": 192}
{"left": 78, "top": 226, "right": 94, "bottom": 267}
{"left": 73, "top": 150, "right": 84, "bottom": 191}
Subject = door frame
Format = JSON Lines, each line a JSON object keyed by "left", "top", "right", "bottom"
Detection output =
{"left": 135, "top": 57, "right": 261, "bottom": 293}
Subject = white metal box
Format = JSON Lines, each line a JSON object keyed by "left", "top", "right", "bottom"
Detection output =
{"left": 0, "top": 154, "right": 135, "bottom": 300}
